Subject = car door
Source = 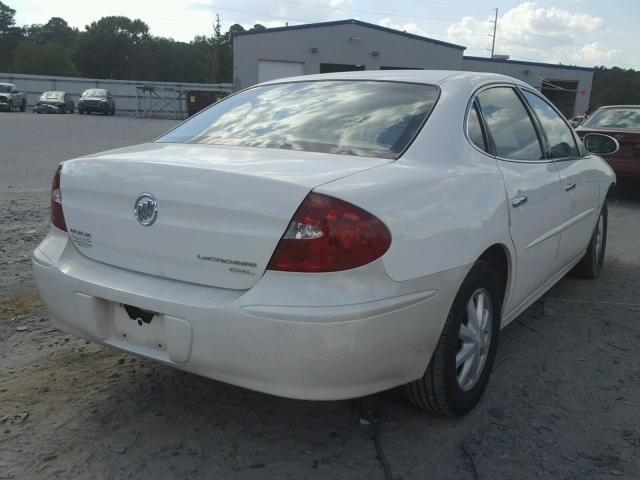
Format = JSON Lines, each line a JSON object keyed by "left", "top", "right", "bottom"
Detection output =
{"left": 521, "top": 90, "right": 599, "bottom": 267}
{"left": 474, "top": 86, "right": 566, "bottom": 312}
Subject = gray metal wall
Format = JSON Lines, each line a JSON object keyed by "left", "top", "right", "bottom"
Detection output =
{"left": 0, "top": 72, "right": 232, "bottom": 117}
{"left": 462, "top": 57, "right": 593, "bottom": 117}
{"left": 233, "top": 23, "right": 464, "bottom": 90}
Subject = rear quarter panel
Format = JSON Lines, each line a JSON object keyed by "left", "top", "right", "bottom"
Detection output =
{"left": 316, "top": 78, "right": 514, "bottom": 283}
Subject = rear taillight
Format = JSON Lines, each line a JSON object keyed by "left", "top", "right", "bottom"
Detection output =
{"left": 51, "top": 164, "right": 67, "bottom": 231}
{"left": 267, "top": 193, "right": 391, "bottom": 272}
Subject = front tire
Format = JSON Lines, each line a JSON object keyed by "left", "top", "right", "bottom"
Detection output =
{"left": 405, "top": 260, "right": 502, "bottom": 416}
{"left": 20, "top": 99, "right": 26, "bottom": 112}
{"left": 572, "top": 200, "right": 607, "bottom": 279}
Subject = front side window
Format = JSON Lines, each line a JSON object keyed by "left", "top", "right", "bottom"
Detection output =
{"left": 582, "top": 107, "right": 640, "bottom": 130}
{"left": 523, "top": 91, "right": 579, "bottom": 159}
{"left": 157, "top": 81, "right": 440, "bottom": 159}
{"left": 476, "top": 87, "right": 543, "bottom": 161}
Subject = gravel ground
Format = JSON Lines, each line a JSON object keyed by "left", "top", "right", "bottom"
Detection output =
{"left": 1, "top": 114, "right": 639, "bottom": 480}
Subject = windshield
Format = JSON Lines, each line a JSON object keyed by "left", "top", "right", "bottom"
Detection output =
{"left": 0, "top": 85, "right": 11, "bottom": 93}
{"left": 583, "top": 108, "right": 640, "bottom": 130}
{"left": 41, "top": 91, "right": 64, "bottom": 99}
{"left": 157, "top": 80, "right": 439, "bottom": 159}
{"left": 82, "top": 89, "right": 107, "bottom": 98}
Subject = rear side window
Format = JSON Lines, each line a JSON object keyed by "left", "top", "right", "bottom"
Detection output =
{"left": 523, "top": 91, "right": 579, "bottom": 159}
{"left": 477, "top": 87, "right": 543, "bottom": 161}
{"left": 467, "top": 102, "right": 487, "bottom": 152}
{"left": 157, "top": 81, "right": 440, "bottom": 159}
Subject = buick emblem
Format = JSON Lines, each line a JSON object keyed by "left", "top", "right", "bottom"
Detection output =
{"left": 133, "top": 193, "right": 158, "bottom": 226}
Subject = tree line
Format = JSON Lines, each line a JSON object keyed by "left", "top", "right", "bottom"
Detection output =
{"left": 0, "top": 1, "right": 264, "bottom": 83}
{"left": 589, "top": 66, "right": 640, "bottom": 109}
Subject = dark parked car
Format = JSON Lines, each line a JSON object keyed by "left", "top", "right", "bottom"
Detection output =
{"left": 577, "top": 105, "right": 640, "bottom": 180}
{"left": 34, "top": 91, "right": 74, "bottom": 114}
{"left": 78, "top": 88, "right": 115, "bottom": 115}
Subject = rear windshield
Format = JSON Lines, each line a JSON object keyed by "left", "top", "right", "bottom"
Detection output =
{"left": 157, "top": 81, "right": 439, "bottom": 159}
{"left": 583, "top": 108, "right": 640, "bottom": 130}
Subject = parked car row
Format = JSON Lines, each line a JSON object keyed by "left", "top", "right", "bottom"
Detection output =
{"left": 1, "top": 84, "right": 116, "bottom": 115}
{"left": 33, "top": 88, "right": 116, "bottom": 115}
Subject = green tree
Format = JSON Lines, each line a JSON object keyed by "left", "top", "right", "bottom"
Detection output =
{"left": 10, "top": 41, "right": 77, "bottom": 75}
{"left": 27, "top": 17, "right": 79, "bottom": 48}
{"left": 74, "top": 16, "right": 149, "bottom": 79}
{"left": 0, "top": 1, "right": 25, "bottom": 71}
{"left": 590, "top": 66, "right": 640, "bottom": 108}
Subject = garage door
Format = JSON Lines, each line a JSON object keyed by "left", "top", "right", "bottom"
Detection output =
{"left": 258, "top": 61, "right": 305, "bottom": 83}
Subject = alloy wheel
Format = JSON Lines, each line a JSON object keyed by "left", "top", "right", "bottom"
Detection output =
{"left": 456, "top": 288, "right": 493, "bottom": 391}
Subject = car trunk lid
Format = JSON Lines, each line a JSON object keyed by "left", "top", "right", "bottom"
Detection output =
{"left": 60, "top": 143, "right": 390, "bottom": 289}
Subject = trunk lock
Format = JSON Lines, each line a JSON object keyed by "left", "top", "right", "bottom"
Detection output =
{"left": 123, "top": 304, "right": 156, "bottom": 326}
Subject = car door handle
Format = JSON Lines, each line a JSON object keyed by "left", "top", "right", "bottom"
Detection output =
{"left": 511, "top": 195, "right": 528, "bottom": 207}
{"left": 564, "top": 183, "right": 576, "bottom": 192}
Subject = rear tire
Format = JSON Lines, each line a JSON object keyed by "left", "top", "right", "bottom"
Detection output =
{"left": 404, "top": 260, "right": 502, "bottom": 416}
{"left": 572, "top": 200, "right": 607, "bottom": 279}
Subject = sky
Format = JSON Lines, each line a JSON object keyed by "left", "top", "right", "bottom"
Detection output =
{"left": 10, "top": 0, "right": 640, "bottom": 69}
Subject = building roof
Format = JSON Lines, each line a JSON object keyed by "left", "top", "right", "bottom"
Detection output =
{"left": 232, "top": 19, "right": 466, "bottom": 51}
{"left": 463, "top": 55, "right": 593, "bottom": 72}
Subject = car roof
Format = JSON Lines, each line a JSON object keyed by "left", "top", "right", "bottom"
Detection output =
{"left": 594, "top": 105, "right": 640, "bottom": 109}
{"left": 258, "top": 70, "right": 526, "bottom": 88}
{"left": 0, "top": 82, "right": 15, "bottom": 86}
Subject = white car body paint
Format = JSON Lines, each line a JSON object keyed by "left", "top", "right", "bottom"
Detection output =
{"left": 33, "top": 70, "right": 615, "bottom": 400}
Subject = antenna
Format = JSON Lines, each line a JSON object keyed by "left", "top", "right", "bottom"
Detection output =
{"left": 489, "top": 8, "right": 498, "bottom": 58}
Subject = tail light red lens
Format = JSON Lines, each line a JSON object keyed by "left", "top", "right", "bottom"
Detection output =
{"left": 51, "top": 164, "right": 67, "bottom": 231}
{"left": 267, "top": 193, "right": 391, "bottom": 272}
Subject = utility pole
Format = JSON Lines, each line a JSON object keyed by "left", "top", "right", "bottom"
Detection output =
{"left": 489, "top": 8, "right": 498, "bottom": 58}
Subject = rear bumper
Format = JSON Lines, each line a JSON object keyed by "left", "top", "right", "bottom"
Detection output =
{"left": 33, "top": 228, "right": 467, "bottom": 400}
{"left": 33, "top": 105, "right": 61, "bottom": 114}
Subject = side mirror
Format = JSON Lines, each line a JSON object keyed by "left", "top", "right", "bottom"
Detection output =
{"left": 583, "top": 133, "right": 620, "bottom": 156}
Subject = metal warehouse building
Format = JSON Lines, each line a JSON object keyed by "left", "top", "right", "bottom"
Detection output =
{"left": 233, "top": 19, "right": 593, "bottom": 117}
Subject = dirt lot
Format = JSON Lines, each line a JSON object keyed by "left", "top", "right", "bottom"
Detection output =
{"left": 1, "top": 113, "right": 639, "bottom": 480}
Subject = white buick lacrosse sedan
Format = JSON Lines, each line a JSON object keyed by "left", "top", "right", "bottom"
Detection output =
{"left": 34, "top": 71, "right": 617, "bottom": 416}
